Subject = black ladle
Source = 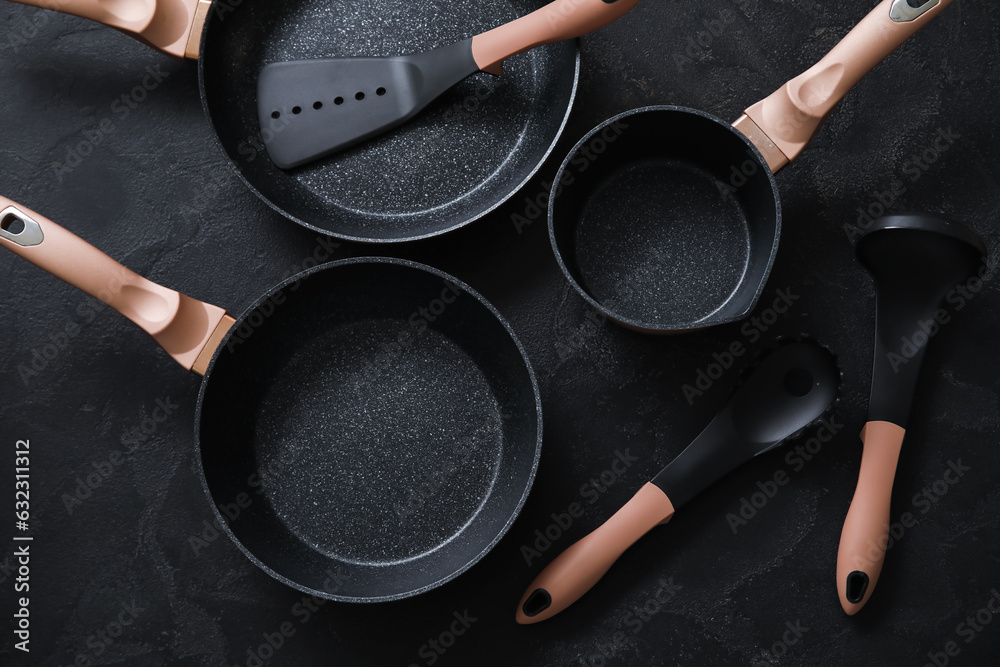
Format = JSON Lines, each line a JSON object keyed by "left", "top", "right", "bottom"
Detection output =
{"left": 837, "top": 213, "right": 988, "bottom": 615}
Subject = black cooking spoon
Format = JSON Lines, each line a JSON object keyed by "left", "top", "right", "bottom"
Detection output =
{"left": 516, "top": 340, "right": 840, "bottom": 623}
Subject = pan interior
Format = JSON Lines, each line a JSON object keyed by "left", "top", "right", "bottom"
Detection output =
{"left": 198, "top": 261, "right": 540, "bottom": 600}
{"left": 201, "top": 0, "right": 577, "bottom": 241}
{"left": 551, "top": 109, "right": 779, "bottom": 329}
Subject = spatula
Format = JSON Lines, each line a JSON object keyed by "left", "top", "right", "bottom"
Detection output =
{"left": 257, "top": 0, "right": 641, "bottom": 169}
{"left": 515, "top": 339, "right": 841, "bottom": 623}
{"left": 837, "top": 213, "right": 987, "bottom": 615}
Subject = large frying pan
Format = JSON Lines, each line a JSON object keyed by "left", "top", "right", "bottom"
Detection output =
{"left": 7, "top": 0, "right": 589, "bottom": 242}
{"left": 548, "top": 0, "right": 954, "bottom": 333}
{"left": 0, "top": 197, "right": 542, "bottom": 601}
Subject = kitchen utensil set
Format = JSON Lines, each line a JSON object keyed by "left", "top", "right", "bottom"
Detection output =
{"left": 1, "top": 0, "right": 986, "bottom": 627}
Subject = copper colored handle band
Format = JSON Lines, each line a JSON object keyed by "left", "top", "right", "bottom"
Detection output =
{"left": 0, "top": 197, "right": 231, "bottom": 374}
{"left": 471, "top": 0, "right": 640, "bottom": 75}
{"left": 6, "top": 0, "right": 208, "bottom": 59}
{"left": 742, "top": 0, "right": 954, "bottom": 168}
{"left": 836, "top": 421, "right": 906, "bottom": 615}
{"left": 515, "top": 482, "right": 674, "bottom": 624}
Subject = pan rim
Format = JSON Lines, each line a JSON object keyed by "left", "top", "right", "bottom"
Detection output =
{"left": 196, "top": 0, "right": 582, "bottom": 244}
{"left": 547, "top": 104, "right": 783, "bottom": 334}
{"left": 192, "top": 256, "right": 543, "bottom": 603}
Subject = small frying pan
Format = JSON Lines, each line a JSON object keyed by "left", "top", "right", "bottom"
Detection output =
{"left": 549, "top": 0, "right": 954, "bottom": 333}
{"left": 0, "top": 197, "right": 542, "bottom": 602}
{"left": 5, "top": 0, "right": 603, "bottom": 242}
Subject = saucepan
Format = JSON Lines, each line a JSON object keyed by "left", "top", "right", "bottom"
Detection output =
{"left": 548, "top": 0, "right": 954, "bottom": 333}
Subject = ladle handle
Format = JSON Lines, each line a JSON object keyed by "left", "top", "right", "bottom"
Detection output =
{"left": 5, "top": 0, "right": 210, "bottom": 58}
{"left": 836, "top": 420, "right": 906, "bottom": 615}
{"left": 0, "top": 196, "right": 231, "bottom": 374}
{"left": 744, "top": 0, "right": 954, "bottom": 168}
{"left": 471, "top": 0, "right": 640, "bottom": 75}
{"left": 515, "top": 483, "right": 674, "bottom": 624}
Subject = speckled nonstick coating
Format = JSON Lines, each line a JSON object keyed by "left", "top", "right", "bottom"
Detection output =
{"left": 199, "top": 0, "right": 579, "bottom": 243}
{"left": 549, "top": 106, "right": 780, "bottom": 333}
{"left": 194, "top": 258, "right": 542, "bottom": 602}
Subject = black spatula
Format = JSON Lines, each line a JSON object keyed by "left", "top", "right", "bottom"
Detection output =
{"left": 257, "top": 0, "right": 641, "bottom": 169}
{"left": 837, "top": 213, "right": 988, "bottom": 615}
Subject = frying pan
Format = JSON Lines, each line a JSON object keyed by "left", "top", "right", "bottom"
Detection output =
{"left": 6, "top": 0, "right": 590, "bottom": 243}
{"left": 0, "top": 197, "right": 542, "bottom": 601}
{"left": 549, "top": 0, "right": 954, "bottom": 333}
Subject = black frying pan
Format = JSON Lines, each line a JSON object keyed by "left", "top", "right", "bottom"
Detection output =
{"left": 8, "top": 0, "right": 580, "bottom": 243}
{"left": 549, "top": 0, "right": 954, "bottom": 333}
{"left": 0, "top": 196, "right": 542, "bottom": 601}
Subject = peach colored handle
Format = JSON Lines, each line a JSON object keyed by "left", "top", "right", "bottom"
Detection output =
{"left": 836, "top": 421, "right": 906, "bottom": 615}
{"left": 0, "top": 197, "right": 231, "bottom": 374}
{"left": 743, "top": 0, "right": 954, "bottom": 170}
{"left": 6, "top": 0, "right": 209, "bottom": 59}
{"left": 471, "top": 0, "right": 640, "bottom": 75}
{"left": 515, "top": 482, "right": 674, "bottom": 624}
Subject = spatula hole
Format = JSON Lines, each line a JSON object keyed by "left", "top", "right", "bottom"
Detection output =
{"left": 292, "top": 106, "right": 302, "bottom": 115}
{"left": 334, "top": 97, "right": 344, "bottom": 105}
{"left": 355, "top": 92, "right": 365, "bottom": 101}
{"left": 271, "top": 111, "right": 280, "bottom": 119}
{"left": 1, "top": 213, "right": 25, "bottom": 235}
{"left": 313, "top": 101, "right": 323, "bottom": 110}
{"left": 376, "top": 87, "right": 387, "bottom": 96}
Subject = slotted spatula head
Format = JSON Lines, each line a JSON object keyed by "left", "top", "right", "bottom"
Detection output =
{"left": 257, "top": 40, "right": 480, "bottom": 169}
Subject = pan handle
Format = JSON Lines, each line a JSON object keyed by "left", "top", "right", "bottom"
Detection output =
{"left": 470, "top": 0, "right": 640, "bottom": 75}
{"left": 0, "top": 196, "right": 233, "bottom": 375}
{"left": 742, "top": 0, "right": 954, "bottom": 170}
{"left": 515, "top": 482, "right": 674, "bottom": 624}
{"left": 836, "top": 420, "right": 906, "bottom": 615}
{"left": 5, "top": 0, "right": 210, "bottom": 59}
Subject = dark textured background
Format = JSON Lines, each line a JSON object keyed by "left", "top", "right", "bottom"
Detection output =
{"left": 1, "top": 0, "right": 999, "bottom": 665}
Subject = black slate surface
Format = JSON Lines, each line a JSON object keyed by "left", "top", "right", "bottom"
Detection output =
{"left": 1, "top": 1, "right": 999, "bottom": 666}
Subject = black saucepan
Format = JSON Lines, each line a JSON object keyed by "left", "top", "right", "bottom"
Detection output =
{"left": 0, "top": 196, "right": 542, "bottom": 601}
{"left": 8, "top": 0, "right": 580, "bottom": 242}
{"left": 549, "top": 0, "right": 954, "bottom": 333}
